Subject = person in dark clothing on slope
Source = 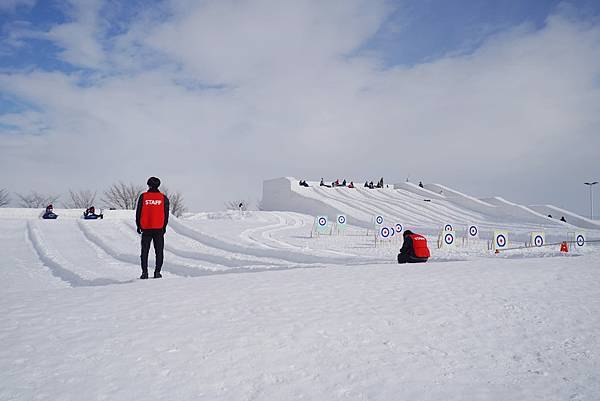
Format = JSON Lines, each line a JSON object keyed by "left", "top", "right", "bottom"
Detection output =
{"left": 560, "top": 216, "right": 567, "bottom": 222}
{"left": 136, "top": 176, "right": 170, "bottom": 279}
{"left": 418, "top": 181, "right": 424, "bottom": 188}
{"left": 397, "top": 230, "right": 430, "bottom": 264}
{"left": 42, "top": 204, "right": 58, "bottom": 219}
{"left": 83, "top": 206, "right": 103, "bottom": 219}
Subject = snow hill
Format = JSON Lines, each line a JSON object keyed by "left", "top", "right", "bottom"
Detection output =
{"left": 2, "top": 190, "right": 600, "bottom": 400}
{"left": 262, "top": 177, "right": 600, "bottom": 240}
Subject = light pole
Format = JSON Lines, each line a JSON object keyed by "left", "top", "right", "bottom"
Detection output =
{"left": 584, "top": 181, "right": 598, "bottom": 219}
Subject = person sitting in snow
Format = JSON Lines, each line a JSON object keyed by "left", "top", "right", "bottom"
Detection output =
{"left": 348, "top": 181, "right": 355, "bottom": 188}
{"left": 364, "top": 181, "right": 369, "bottom": 188}
{"left": 397, "top": 230, "right": 430, "bottom": 264}
{"left": 560, "top": 216, "right": 567, "bottom": 222}
{"left": 369, "top": 181, "right": 374, "bottom": 189}
{"left": 341, "top": 179, "right": 347, "bottom": 187}
{"left": 320, "top": 178, "right": 331, "bottom": 188}
{"left": 83, "top": 206, "right": 103, "bottom": 220}
{"left": 42, "top": 204, "right": 58, "bottom": 219}
{"left": 418, "top": 181, "right": 424, "bottom": 188}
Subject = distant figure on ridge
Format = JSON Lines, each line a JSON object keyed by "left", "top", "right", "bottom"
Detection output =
{"left": 83, "top": 206, "right": 103, "bottom": 220}
{"left": 348, "top": 181, "right": 355, "bottom": 188}
{"left": 369, "top": 181, "right": 374, "bottom": 189}
{"left": 397, "top": 230, "right": 430, "bottom": 264}
{"left": 42, "top": 204, "right": 58, "bottom": 219}
{"left": 560, "top": 216, "right": 567, "bottom": 222}
{"left": 342, "top": 179, "right": 347, "bottom": 187}
{"left": 364, "top": 181, "right": 369, "bottom": 188}
{"left": 320, "top": 178, "right": 331, "bottom": 188}
{"left": 418, "top": 181, "right": 424, "bottom": 188}
{"left": 136, "top": 176, "right": 170, "bottom": 279}
{"left": 547, "top": 214, "right": 553, "bottom": 218}
{"left": 299, "top": 180, "right": 309, "bottom": 187}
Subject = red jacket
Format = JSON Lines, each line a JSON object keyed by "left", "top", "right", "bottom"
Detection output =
{"left": 400, "top": 233, "right": 430, "bottom": 259}
{"left": 136, "top": 190, "right": 170, "bottom": 231}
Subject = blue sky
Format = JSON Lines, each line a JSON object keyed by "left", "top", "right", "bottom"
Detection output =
{"left": 3, "top": 0, "right": 599, "bottom": 75}
{"left": 0, "top": 0, "right": 599, "bottom": 213}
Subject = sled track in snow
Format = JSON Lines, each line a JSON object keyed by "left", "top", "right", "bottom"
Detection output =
{"left": 169, "top": 218, "right": 381, "bottom": 265}
{"left": 119, "top": 220, "right": 288, "bottom": 268}
{"left": 27, "top": 221, "right": 130, "bottom": 287}
{"left": 78, "top": 221, "right": 324, "bottom": 278}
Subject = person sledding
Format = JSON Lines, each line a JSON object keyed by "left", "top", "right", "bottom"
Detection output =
{"left": 397, "top": 230, "right": 430, "bottom": 264}
{"left": 42, "top": 204, "right": 58, "bottom": 219}
{"left": 83, "top": 206, "right": 103, "bottom": 219}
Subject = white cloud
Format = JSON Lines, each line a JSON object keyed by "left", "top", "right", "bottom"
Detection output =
{"left": 0, "top": 0, "right": 35, "bottom": 12}
{"left": 0, "top": 2, "right": 599, "bottom": 212}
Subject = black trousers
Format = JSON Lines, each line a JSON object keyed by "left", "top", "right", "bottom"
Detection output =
{"left": 140, "top": 230, "right": 164, "bottom": 273}
{"left": 397, "top": 254, "right": 428, "bottom": 264}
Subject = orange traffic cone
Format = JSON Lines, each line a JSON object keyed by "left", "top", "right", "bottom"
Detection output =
{"left": 560, "top": 242, "right": 569, "bottom": 253}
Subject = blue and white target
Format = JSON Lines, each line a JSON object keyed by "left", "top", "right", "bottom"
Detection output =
{"left": 395, "top": 223, "right": 403, "bottom": 233}
{"left": 444, "top": 233, "right": 454, "bottom": 245}
{"left": 576, "top": 234, "right": 585, "bottom": 247}
{"left": 534, "top": 235, "right": 544, "bottom": 247}
{"left": 318, "top": 217, "right": 327, "bottom": 227}
{"left": 444, "top": 224, "right": 453, "bottom": 232}
{"left": 496, "top": 234, "right": 507, "bottom": 248}
{"left": 468, "top": 225, "right": 478, "bottom": 237}
{"left": 337, "top": 215, "right": 346, "bottom": 225}
{"left": 375, "top": 215, "right": 384, "bottom": 225}
{"left": 380, "top": 226, "right": 391, "bottom": 238}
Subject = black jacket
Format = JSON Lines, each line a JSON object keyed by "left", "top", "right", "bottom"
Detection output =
{"left": 399, "top": 235, "right": 414, "bottom": 257}
{"left": 135, "top": 188, "right": 170, "bottom": 231}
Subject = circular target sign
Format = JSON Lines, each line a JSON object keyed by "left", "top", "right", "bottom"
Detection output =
{"left": 444, "top": 233, "right": 454, "bottom": 245}
{"left": 380, "top": 227, "right": 391, "bottom": 238}
{"left": 395, "top": 223, "right": 403, "bottom": 233}
{"left": 576, "top": 235, "right": 585, "bottom": 247}
{"left": 469, "top": 225, "right": 478, "bottom": 237}
{"left": 534, "top": 235, "right": 544, "bottom": 247}
{"left": 375, "top": 215, "right": 384, "bottom": 225}
{"left": 337, "top": 215, "right": 346, "bottom": 225}
{"left": 496, "top": 234, "right": 507, "bottom": 248}
{"left": 444, "top": 224, "right": 453, "bottom": 231}
{"left": 318, "top": 217, "right": 327, "bottom": 227}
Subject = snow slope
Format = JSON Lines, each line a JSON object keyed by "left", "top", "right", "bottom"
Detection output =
{"left": 262, "top": 178, "right": 595, "bottom": 241}
{"left": 2, "top": 200, "right": 600, "bottom": 400}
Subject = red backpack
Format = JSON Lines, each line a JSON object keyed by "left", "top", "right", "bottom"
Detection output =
{"left": 409, "top": 233, "right": 431, "bottom": 258}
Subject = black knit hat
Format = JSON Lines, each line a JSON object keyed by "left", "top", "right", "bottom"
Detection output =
{"left": 147, "top": 176, "right": 161, "bottom": 189}
{"left": 403, "top": 230, "right": 413, "bottom": 236}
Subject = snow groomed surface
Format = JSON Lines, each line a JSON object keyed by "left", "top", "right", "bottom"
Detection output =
{"left": 2, "top": 191, "right": 600, "bottom": 400}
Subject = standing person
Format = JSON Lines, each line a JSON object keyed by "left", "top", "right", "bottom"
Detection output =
{"left": 397, "top": 230, "right": 430, "bottom": 264}
{"left": 136, "top": 176, "right": 170, "bottom": 279}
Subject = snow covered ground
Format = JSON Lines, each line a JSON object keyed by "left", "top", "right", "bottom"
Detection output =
{"left": 1, "top": 204, "right": 599, "bottom": 400}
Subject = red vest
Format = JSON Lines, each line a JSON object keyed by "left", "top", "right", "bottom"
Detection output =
{"left": 409, "top": 233, "right": 430, "bottom": 258}
{"left": 140, "top": 192, "right": 165, "bottom": 230}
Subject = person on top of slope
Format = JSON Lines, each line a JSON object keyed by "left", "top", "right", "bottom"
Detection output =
{"left": 397, "top": 230, "right": 430, "bottom": 264}
{"left": 135, "top": 176, "right": 170, "bottom": 279}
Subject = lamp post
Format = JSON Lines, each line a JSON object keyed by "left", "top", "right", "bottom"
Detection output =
{"left": 584, "top": 181, "right": 598, "bottom": 219}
